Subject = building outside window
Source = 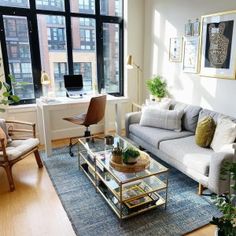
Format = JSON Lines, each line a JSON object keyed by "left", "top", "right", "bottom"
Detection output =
{"left": 0, "top": 0, "right": 123, "bottom": 104}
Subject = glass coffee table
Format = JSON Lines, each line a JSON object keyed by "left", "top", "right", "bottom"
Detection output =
{"left": 78, "top": 134, "right": 168, "bottom": 220}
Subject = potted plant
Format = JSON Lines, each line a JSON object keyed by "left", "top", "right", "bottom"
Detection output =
{"left": 122, "top": 147, "right": 140, "bottom": 165}
{"left": 111, "top": 142, "right": 123, "bottom": 164}
{"left": 210, "top": 162, "right": 236, "bottom": 236}
{"left": 146, "top": 75, "right": 168, "bottom": 101}
{"left": 0, "top": 74, "right": 20, "bottom": 112}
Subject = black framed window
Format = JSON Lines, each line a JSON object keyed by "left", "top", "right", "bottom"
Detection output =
{"left": 0, "top": 0, "right": 124, "bottom": 104}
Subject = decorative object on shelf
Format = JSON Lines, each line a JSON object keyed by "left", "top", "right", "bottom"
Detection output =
{"left": 169, "top": 37, "right": 183, "bottom": 62}
{"left": 210, "top": 161, "right": 236, "bottom": 236}
{"left": 193, "top": 18, "right": 200, "bottom": 36}
{"left": 110, "top": 151, "right": 150, "bottom": 173}
{"left": 126, "top": 54, "right": 143, "bottom": 105}
{"left": 111, "top": 142, "right": 123, "bottom": 164}
{"left": 183, "top": 36, "right": 200, "bottom": 73}
{"left": 105, "top": 135, "right": 114, "bottom": 146}
{"left": 185, "top": 19, "right": 193, "bottom": 36}
{"left": 146, "top": 75, "right": 168, "bottom": 101}
{"left": 200, "top": 10, "right": 236, "bottom": 79}
{"left": 41, "top": 71, "right": 51, "bottom": 99}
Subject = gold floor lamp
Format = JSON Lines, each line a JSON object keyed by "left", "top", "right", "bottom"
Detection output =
{"left": 127, "top": 54, "right": 143, "bottom": 107}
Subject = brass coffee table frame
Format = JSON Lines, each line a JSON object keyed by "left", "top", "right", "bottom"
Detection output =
{"left": 78, "top": 135, "right": 168, "bottom": 220}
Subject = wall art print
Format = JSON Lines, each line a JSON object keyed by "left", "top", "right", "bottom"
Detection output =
{"left": 169, "top": 37, "right": 183, "bottom": 62}
{"left": 200, "top": 11, "right": 236, "bottom": 79}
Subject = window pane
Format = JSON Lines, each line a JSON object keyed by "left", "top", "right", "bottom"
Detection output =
{"left": 37, "top": 14, "right": 68, "bottom": 97}
{"left": 36, "top": 0, "right": 64, "bottom": 11}
{"left": 103, "top": 23, "right": 120, "bottom": 93}
{"left": 72, "top": 17, "right": 96, "bottom": 91}
{"left": 70, "top": 0, "right": 95, "bottom": 14}
{"left": 100, "top": 0, "right": 122, "bottom": 17}
{"left": 0, "top": 0, "right": 29, "bottom": 8}
{"left": 3, "top": 15, "right": 35, "bottom": 100}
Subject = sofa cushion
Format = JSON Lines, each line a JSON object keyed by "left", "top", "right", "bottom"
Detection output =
{"left": 211, "top": 118, "right": 236, "bottom": 152}
{"left": 195, "top": 116, "right": 216, "bottom": 147}
{"left": 174, "top": 102, "right": 202, "bottom": 132}
{"left": 129, "top": 123, "right": 193, "bottom": 148}
{"left": 198, "top": 109, "right": 236, "bottom": 124}
{"left": 0, "top": 138, "right": 39, "bottom": 161}
{"left": 140, "top": 108, "right": 184, "bottom": 131}
{"left": 159, "top": 136, "right": 213, "bottom": 176}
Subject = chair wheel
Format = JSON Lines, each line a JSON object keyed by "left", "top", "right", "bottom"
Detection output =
{"left": 70, "top": 152, "right": 74, "bottom": 157}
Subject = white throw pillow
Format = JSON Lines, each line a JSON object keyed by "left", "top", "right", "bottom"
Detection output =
{"left": 139, "top": 107, "right": 184, "bottom": 131}
{"left": 210, "top": 118, "right": 236, "bottom": 152}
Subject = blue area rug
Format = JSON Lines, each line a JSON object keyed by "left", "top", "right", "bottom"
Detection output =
{"left": 41, "top": 147, "right": 221, "bottom": 236}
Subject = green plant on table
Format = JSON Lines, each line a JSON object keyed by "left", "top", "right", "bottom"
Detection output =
{"left": 122, "top": 147, "right": 140, "bottom": 164}
{"left": 0, "top": 74, "right": 20, "bottom": 112}
{"left": 210, "top": 162, "right": 236, "bottom": 236}
{"left": 146, "top": 75, "right": 168, "bottom": 99}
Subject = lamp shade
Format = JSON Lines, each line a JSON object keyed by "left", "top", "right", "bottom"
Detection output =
{"left": 41, "top": 71, "right": 50, "bottom": 85}
{"left": 126, "top": 55, "right": 134, "bottom": 69}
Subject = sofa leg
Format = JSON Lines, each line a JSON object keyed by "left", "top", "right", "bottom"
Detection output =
{"left": 34, "top": 150, "right": 43, "bottom": 168}
{"left": 198, "top": 183, "right": 204, "bottom": 195}
{"left": 4, "top": 164, "right": 15, "bottom": 192}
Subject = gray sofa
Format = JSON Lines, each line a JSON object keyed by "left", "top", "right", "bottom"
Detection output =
{"left": 125, "top": 102, "right": 236, "bottom": 194}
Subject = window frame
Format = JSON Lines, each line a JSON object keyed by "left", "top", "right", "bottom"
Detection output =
{"left": 0, "top": 0, "right": 124, "bottom": 104}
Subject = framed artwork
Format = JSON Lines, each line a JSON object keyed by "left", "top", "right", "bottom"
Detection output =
{"left": 169, "top": 37, "right": 183, "bottom": 62}
{"left": 183, "top": 36, "right": 200, "bottom": 73}
{"left": 185, "top": 20, "right": 193, "bottom": 36}
{"left": 193, "top": 18, "right": 200, "bottom": 36}
{"left": 200, "top": 10, "right": 236, "bottom": 79}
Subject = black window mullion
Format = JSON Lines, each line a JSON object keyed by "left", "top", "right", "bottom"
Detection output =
{"left": 0, "top": 15, "right": 11, "bottom": 85}
{"left": 64, "top": 0, "right": 73, "bottom": 75}
{"left": 95, "top": 0, "right": 104, "bottom": 93}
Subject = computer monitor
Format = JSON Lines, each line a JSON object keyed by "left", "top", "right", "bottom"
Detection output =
{"left": 64, "top": 74, "right": 83, "bottom": 90}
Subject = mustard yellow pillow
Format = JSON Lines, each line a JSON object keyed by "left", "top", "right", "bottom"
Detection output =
{"left": 195, "top": 116, "right": 216, "bottom": 148}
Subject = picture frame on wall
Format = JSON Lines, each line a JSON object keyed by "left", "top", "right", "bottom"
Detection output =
{"left": 169, "top": 37, "right": 183, "bottom": 62}
{"left": 183, "top": 36, "right": 200, "bottom": 73}
{"left": 200, "top": 10, "right": 236, "bottom": 79}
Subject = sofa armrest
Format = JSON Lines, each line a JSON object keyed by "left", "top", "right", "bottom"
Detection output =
{"left": 125, "top": 112, "right": 142, "bottom": 137}
{"left": 208, "top": 149, "right": 236, "bottom": 194}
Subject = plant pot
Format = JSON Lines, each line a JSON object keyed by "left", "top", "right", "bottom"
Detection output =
{"left": 111, "top": 154, "right": 122, "bottom": 164}
{"left": 123, "top": 156, "right": 139, "bottom": 165}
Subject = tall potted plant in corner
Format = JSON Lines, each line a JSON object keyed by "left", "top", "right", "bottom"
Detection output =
{"left": 210, "top": 162, "right": 236, "bottom": 236}
{"left": 146, "top": 75, "right": 168, "bottom": 101}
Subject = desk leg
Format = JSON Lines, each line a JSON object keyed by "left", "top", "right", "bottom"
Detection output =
{"left": 115, "top": 103, "right": 122, "bottom": 135}
{"left": 42, "top": 108, "right": 52, "bottom": 156}
{"left": 36, "top": 106, "right": 44, "bottom": 145}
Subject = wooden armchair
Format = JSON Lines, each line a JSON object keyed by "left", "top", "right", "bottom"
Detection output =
{"left": 0, "top": 120, "right": 43, "bottom": 191}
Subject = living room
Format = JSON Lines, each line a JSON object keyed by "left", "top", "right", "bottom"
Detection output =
{"left": 0, "top": 0, "right": 236, "bottom": 236}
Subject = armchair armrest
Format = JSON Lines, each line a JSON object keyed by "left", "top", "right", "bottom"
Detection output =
{"left": 208, "top": 150, "right": 235, "bottom": 194}
{"left": 6, "top": 120, "right": 36, "bottom": 139}
{"left": 125, "top": 111, "right": 142, "bottom": 138}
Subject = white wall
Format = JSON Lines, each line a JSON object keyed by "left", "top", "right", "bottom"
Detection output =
{"left": 143, "top": 0, "right": 236, "bottom": 117}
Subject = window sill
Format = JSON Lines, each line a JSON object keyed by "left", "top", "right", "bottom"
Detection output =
{"left": 6, "top": 103, "right": 37, "bottom": 114}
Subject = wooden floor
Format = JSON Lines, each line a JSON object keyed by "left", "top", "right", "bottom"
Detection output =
{"left": 0, "top": 139, "right": 216, "bottom": 236}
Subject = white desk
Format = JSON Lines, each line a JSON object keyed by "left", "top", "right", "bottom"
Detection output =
{"left": 36, "top": 94, "right": 129, "bottom": 156}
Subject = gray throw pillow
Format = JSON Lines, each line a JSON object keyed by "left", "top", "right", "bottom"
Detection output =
{"left": 139, "top": 107, "right": 184, "bottom": 131}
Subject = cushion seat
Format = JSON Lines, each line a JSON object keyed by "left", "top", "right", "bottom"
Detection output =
{"left": 0, "top": 138, "right": 39, "bottom": 161}
{"left": 129, "top": 124, "right": 193, "bottom": 148}
{"left": 159, "top": 136, "right": 213, "bottom": 176}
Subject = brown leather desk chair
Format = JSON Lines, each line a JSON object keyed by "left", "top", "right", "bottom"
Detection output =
{"left": 63, "top": 95, "right": 107, "bottom": 156}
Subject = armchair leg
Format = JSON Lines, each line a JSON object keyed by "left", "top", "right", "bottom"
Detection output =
{"left": 34, "top": 150, "right": 43, "bottom": 168}
{"left": 4, "top": 164, "right": 15, "bottom": 192}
